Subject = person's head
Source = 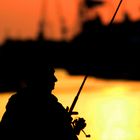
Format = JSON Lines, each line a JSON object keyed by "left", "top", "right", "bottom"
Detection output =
{"left": 19, "top": 62, "right": 57, "bottom": 93}
{"left": 1, "top": 46, "right": 58, "bottom": 93}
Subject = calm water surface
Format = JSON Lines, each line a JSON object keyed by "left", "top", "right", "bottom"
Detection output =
{"left": 1, "top": 69, "right": 140, "bottom": 140}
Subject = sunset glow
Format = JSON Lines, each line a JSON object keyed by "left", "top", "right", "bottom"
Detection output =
{"left": 1, "top": 69, "right": 140, "bottom": 140}
{"left": 1, "top": 1, "right": 140, "bottom": 140}
{"left": 0, "top": 0, "right": 140, "bottom": 44}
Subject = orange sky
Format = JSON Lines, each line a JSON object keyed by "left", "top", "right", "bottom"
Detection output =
{"left": 0, "top": 0, "right": 140, "bottom": 44}
{"left": 87, "top": 0, "right": 140, "bottom": 24}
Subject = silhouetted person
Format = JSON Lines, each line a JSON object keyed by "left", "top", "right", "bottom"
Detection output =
{"left": 0, "top": 62, "right": 86, "bottom": 140}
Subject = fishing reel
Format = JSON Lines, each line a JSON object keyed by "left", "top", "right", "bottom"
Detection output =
{"left": 72, "top": 117, "right": 91, "bottom": 138}
{"left": 66, "top": 106, "right": 91, "bottom": 138}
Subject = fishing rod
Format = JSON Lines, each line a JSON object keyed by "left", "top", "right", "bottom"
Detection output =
{"left": 69, "top": 0, "right": 123, "bottom": 115}
{"left": 68, "top": 0, "right": 123, "bottom": 138}
{"left": 69, "top": 74, "right": 88, "bottom": 114}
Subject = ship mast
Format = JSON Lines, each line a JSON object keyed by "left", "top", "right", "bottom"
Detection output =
{"left": 37, "top": 0, "right": 46, "bottom": 40}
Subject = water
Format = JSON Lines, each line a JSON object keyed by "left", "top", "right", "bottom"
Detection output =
{"left": 1, "top": 69, "right": 140, "bottom": 140}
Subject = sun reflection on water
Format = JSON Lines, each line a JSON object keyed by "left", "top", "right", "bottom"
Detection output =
{"left": 1, "top": 69, "right": 140, "bottom": 140}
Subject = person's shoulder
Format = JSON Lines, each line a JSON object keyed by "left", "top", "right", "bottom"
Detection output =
{"left": 8, "top": 93, "right": 18, "bottom": 102}
{"left": 49, "top": 94, "right": 58, "bottom": 102}
{"left": 5, "top": 93, "right": 19, "bottom": 109}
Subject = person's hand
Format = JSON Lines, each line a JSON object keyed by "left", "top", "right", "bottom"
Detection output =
{"left": 72, "top": 117, "right": 87, "bottom": 135}
{"left": 66, "top": 106, "right": 78, "bottom": 115}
